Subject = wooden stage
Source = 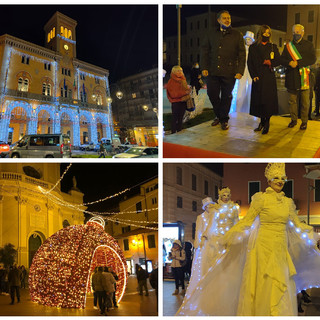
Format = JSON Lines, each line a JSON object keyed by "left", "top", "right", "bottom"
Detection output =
{"left": 163, "top": 112, "right": 320, "bottom": 158}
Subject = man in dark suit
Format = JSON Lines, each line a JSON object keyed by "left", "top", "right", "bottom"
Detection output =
{"left": 201, "top": 10, "right": 246, "bottom": 130}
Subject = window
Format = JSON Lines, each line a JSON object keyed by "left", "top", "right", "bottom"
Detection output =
{"left": 295, "top": 12, "right": 300, "bottom": 24}
{"left": 21, "top": 56, "right": 29, "bottom": 65}
{"left": 177, "top": 196, "right": 183, "bottom": 208}
{"left": 62, "top": 68, "right": 71, "bottom": 76}
{"left": 42, "top": 83, "right": 51, "bottom": 96}
{"left": 176, "top": 167, "right": 182, "bottom": 185}
{"left": 136, "top": 201, "right": 142, "bottom": 213}
{"left": 248, "top": 181, "right": 261, "bottom": 203}
{"left": 192, "top": 223, "right": 196, "bottom": 240}
{"left": 315, "top": 179, "right": 320, "bottom": 202}
{"left": 147, "top": 235, "right": 156, "bottom": 248}
{"left": 123, "top": 239, "right": 129, "bottom": 251}
{"left": 44, "top": 63, "right": 51, "bottom": 71}
{"left": 283, "top": 180, "right": 293, "bottom": 199}
{"left": 204, "top": 180, "right": 209, "bottom": 195}
{"left": 192, "top": 174, "right": 197, "bottom": 191}
{"left": 61, "top": 86, "right": 69, "bottom": 98}
{"left": 308, "top": 10, "right": 314, "bottom": 23}
{"left": 18, "top": 77, "right": 29, "bottom": 92}
{"left": 152, "top": 197, "right": 157, "bottom": 205}
{"left": 80, "top": 74, "right": 86, "bottom": 81}
{"left": 95, "top": 77, "right": 100, "bottom": 84}
{"left": 307, "top": 35, "right": 313, "bottom": 43}
{"left": 96, "top": 95, "right": 102, "bottom": 105}
{"left": 122, "top": 226, "right": 131, "bottom": 233}
{"left": 192, "top": 201, "right": 197, "bottom": 212}
{"left": 80, "top": 90, "right": 87, "bottom": 102}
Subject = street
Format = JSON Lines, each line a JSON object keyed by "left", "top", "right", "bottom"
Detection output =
{"left": 0, "top": 275, "right": 157, "bottom": 316}
{"left": 163, "top": 280, "right": 320, "bottom": 316}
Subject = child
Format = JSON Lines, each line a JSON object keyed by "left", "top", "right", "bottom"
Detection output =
{"left": 166, "top": 66, "right": 191, "bottom": 133}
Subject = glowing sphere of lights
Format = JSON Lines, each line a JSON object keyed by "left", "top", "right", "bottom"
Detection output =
{"left": 28, "top": 219, "right": 127, "bottom": 309}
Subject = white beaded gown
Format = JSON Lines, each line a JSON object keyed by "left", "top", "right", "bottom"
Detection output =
{"left": 184, "top": 201, "right": 239, "bottom": 297}
{"left": 177, "top": 188, "right": 320, "bottom": 316}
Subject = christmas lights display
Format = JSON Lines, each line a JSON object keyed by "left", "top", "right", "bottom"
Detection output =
{"left": 28, "top": 218, "right": 127, "bottom": 309}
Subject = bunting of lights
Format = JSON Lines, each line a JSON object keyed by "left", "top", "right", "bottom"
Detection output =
{"left": 28, "top": 218, "right": 127, "bottom": 309}
{"left": 43, "top": 163, "right": 73, "bottom": 194}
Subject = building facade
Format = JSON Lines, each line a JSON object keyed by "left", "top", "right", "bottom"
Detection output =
{"left": 163, "top": 163, "right": 222, "bottom": 243}
{"left": 112, "top": 178, "right": 158, "bottom": 273}
{"left": 0, "top": 12, "right": 113, "bottom": 146}
{"left": 0, "top": 163, "right": 85, "bottom": 269}
{"left": 224, "top": 163, "right": 320, "bottom": 229}
{"left": 111, "top": 68, "right": 158, "bottom": 146}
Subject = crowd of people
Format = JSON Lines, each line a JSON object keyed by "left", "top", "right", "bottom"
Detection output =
{"left": 166, "top": 10, "right": 319, "bottom": 135}
{"left": 0, "top": 264, "right": 28, "bottom": 305}
{"left": 168, "top": 163, "right": 320, "bottom": 316}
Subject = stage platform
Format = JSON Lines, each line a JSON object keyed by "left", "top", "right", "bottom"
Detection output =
{"left": 163, "top": 112, "right": 320, "bottom": 158}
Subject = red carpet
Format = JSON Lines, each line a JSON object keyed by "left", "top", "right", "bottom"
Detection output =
{"left": 163, "top": 142, "right": 244, "bottom": 158}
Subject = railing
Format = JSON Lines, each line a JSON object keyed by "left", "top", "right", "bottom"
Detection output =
{"left": 58, "top": 97, "right": 106, "bottom": 111}
{"left": 0, "top": 172, "right": 51, "bottom": 189}
{"left": 5, "top": 89, "right": 56, "bottom": 103}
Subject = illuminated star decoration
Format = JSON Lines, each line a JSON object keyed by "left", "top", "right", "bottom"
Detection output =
{"left": 28, "top": 217, "right": 127, "bottom": 308}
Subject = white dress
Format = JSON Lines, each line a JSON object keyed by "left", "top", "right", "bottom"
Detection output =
{"left": 184, "top": 201, "right": 239, "bottom": 299}
{"left": 177, "top": 188, "right": 320, "bottom": 316}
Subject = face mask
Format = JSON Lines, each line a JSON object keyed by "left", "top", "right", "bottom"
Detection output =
{"left": 261, "top": 35, "right": 270, "bottom": 42}
{"left": 293, "top": 33, "right": 302, "bottom": 42}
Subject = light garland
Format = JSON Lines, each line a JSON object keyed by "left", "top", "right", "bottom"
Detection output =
{"left": 11, "top": 48, "right": 54, "bottom": 66}
{"left": 57, "top": 34, "right": 76, "bottom": 44}
{"left": 106, "top": 216, "right": 158, "bottom": 230}
{"left": 79, "top": 70, "right": 106, "bottom": 82}
{"left": 43, "top": 163, "right": 72, "bottom": 194}
{"left": 28, "top": 219, "right": 127, "bottom": 309}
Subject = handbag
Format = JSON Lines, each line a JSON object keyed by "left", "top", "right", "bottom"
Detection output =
{"left": 186, "top": 97, "right": 195, "bottom": 112}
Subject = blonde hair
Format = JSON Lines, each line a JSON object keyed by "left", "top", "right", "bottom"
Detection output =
{"left": 292, "top": 24, "right": 304, "bottom": 32}
{"left": 171, "top": 65, "right": 183, "bottom": 75}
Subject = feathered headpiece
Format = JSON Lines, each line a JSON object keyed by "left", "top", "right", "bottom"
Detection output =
{"left": 264, "top": 163, "right": 286, "bottom": 181}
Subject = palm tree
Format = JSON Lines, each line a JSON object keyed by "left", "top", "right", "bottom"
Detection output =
{"left": 0, "top": 243, "right": 17, "bottom": 268}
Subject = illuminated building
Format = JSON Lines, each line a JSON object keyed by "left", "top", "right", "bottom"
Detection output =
{"left": 0, "top": 11, "right": 113, "bottom": 146}
{"left": 110, "top": 68, "right": 158, "bottom": 146}
{"left": 112, "top": 178, "right": 158, "bottom": 274}
{"left": 0, "top": 163, "right": 85, "bottom": 268}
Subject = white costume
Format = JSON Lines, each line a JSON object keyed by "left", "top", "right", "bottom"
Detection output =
{"left": 236, "top": 31, "right": 254, "bottom": 113}
{"left": 177, "top": 164, "right": 320, "bottom": 316}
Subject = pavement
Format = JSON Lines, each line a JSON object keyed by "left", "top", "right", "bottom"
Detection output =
{"left": 0, "top": 275, "right": 157, "bottom": 316}
{"left": 163, "top": 280, "right": 320, "bottom": 316}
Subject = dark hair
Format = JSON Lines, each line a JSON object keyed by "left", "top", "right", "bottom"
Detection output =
{"left": 217, "top": 10, "right": 230, "bottom": 20}
{"left": 98, "top": 266, "right": 103, "bottom": 272}
{"left": 257, "top": 25, "right": 272, "bottom": 44}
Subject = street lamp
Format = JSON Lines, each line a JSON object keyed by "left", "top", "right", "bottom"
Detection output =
{"left": 142, "top": 105, "right": 149, "bottom": 112}
{"left": 116, "top": 91, "right": 123, "bottom": 100}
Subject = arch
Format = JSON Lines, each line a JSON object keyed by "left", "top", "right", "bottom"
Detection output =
{"left": 79, "top": 111, "right": 93, "bottom": 144}
{"left": 28, "top": 220, "right": 127, "bottom": 309}
{"left": 28, "top": 231, "right": 46, "bottom": 268}
{"left": 60, "top": 108, "right": 76, "bottom": 144}
{"left": 95, "top": 113, "right": 108, "bottom": 141}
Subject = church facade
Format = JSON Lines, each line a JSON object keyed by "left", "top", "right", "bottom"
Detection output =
{"left": 0, "top": 163, "right": 85, "bottom": 268}
{"left": 0, "top": 11, "right": 113, "bottom": 146}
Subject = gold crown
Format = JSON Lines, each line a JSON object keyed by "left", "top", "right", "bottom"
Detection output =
{"left": 218, "top": 187, "right": 231, "bottom": 196}
{"left": 264, "top": 163, "right": 286, "bottom": 181}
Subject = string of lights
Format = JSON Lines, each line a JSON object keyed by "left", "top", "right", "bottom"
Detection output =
{"left": 43, "top": 163, "right": 73, "bottom": 194}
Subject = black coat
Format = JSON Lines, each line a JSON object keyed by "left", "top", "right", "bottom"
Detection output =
{"left": 280, "top": 39, "right": 316, "bottom": 91}
{"left": 201, "top": 27, "right": 246, "bottom": 78}
{"left": 248, "top": 42, "right": 280, "bottom": 117}
{"left": 190, "top": 68, "right": 202, "bottom": 91}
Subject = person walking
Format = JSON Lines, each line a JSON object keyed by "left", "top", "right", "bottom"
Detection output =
{"left": 166, "top": 65, "right": 191, "bottom": 134}
{"left": 201, "top": 10, "right": 246, "bottom": 130}
{"left": 8, "top": 264, "right": 21, "bottom": 305}
{"left": 190, "top": 62, "right": 203, "bottom": 95}
{"left": 98, "top": 141, "right": 106, "bottom": 158}
{"left": 103, "top": 267, "right": 116, "bottom": 312}
{"left": 20, "top": 266, "right": 27, "bottom": 289}
{"left": 136, "top": 264, "right": 149, "bottom": 296}
{"left": 281, "top": 24, "right": 316, "bottom": 130}
{"left": 91, "top": 266, "right": 106, "bottom": 315}
{"left": 247, "top": 25, "right": 281, "bottom": 134}
{"left": 169, "top": 240, "right": 186, "bottom": 296}
{"left": 108, "top": 266, "right": 119, "bottom": 308}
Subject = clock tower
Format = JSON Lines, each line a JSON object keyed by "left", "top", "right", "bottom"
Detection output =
{"left": 44, "top": 11, "right": 77, "bottom": 58}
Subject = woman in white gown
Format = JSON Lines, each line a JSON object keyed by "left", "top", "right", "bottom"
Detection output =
{"left": 177, "top": 163, "right": 320, "bottom": 316}
{"left": 185, "top": 190, "right": 239, "bottom": 297}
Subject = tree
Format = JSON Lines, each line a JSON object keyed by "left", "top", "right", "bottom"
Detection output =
{"left": 0, "top": 243, "right": 17, "bottom": 268}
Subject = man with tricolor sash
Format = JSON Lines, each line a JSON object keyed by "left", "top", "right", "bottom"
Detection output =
{"left": 281, "top": 24, "right": 316, "bottom": 130}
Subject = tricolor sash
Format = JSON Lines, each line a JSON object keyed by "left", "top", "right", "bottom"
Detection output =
{"left": 286, "top": 41, "right": 310, "bottom": 90}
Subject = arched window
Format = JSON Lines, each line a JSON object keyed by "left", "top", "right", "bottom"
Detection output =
{"left": 64, "top": 28, "right": 68, "bottom": 38}
{"left": 42, "top": 83, "right": 51, "bottom": 96}
{"left": 97, "top": 95, "right": 102, "bottom": 106}
{"left": 68, "top": 30, "right": 72, "bottom": 39}
{"left": 60, "top": 26, "right": 64, "bottom": 35}
{"left": 23, "top": 79, "right": 29, "bottom": 92}
{"left": 47, "top": 33, "right": 51, "bottom": 43}
{"left": 53, "top": 27, "right": 55, "bottom": 37}
{"left": 18, "top": 77, "right": 23, "bottom": 91}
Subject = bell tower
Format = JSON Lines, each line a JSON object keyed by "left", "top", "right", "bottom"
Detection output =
{"left": 44, "top": 11, "right": 77, "bottom": 58}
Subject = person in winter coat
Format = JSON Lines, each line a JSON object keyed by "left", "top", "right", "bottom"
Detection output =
{"left": 169, "top": 239, "right": 186, "bottom": 296}
{"left": 8, "top": 264, "right": 21, "bottom": 305}
{"left": 166, "top": 65, "right": 191, "bottom": 134}
{"left": 190, "top": 62, "right": 202, "bottom": 95}
{"left": 281, "top": 24, "right": 316, "bottom": 130}
{"left": 201, "top": 10, "right": 246, "bottom": 130}
{"left": 136, "top": 264, "right": 149, "bottom": 296}
{"left": 92, "top": 267, "right": 107, "bottom": 315}
{"left": 103, "top": 267, "right": 116, "bottom": 312}
{"left": 247, "top": 25, "right": 281, "bottom": 134}
{"left": 108, "top": 266, "right": 119, "bottom": 308}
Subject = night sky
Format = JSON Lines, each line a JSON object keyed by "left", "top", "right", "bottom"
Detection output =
{"left": 60, "top": 163, "right": 158, "bottom": 218}
{"left": 0, "top": 4, "right": 158, "bottom": 83}
{"left": 164, "top": 5, "right": 288, "bottom": 37}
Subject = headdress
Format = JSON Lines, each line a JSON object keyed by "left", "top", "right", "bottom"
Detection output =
{"left": 264, "top": 163, "right": 286, "bottom": 181}
{"left": 243, "top": 31, "right": 255, "bottom": 41}
{"left": 218, "top": 187, "right": 231, "bottom": 197}
{"left": 202, "top": 197, "right": 215, "bottom": 210}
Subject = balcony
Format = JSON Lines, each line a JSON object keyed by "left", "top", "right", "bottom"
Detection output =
{"left": 0, "top": 172, "right": 51, "bottom": 189}
{"left": 5, "top": 89, "right": 56, "bottom": 103}
{"left": 58, "top": 97, "right": 107, "bottom": 111}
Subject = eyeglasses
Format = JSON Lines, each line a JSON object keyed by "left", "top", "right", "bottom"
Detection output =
{"left": 271, "top": 176, "right": 288, "bottom": 183}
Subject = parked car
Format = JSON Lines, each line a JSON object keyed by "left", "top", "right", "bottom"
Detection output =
{"left": 113, "top": 146, "right": 158, "bottom": 158}
{"left": 80, "top": 141, "right": 95, "bottom": 151}
{"left": 10, "top": 134, "right": 72, "bottom": 158}
{"left": 0, "top": 141, "right": 10, "bottom": 157}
